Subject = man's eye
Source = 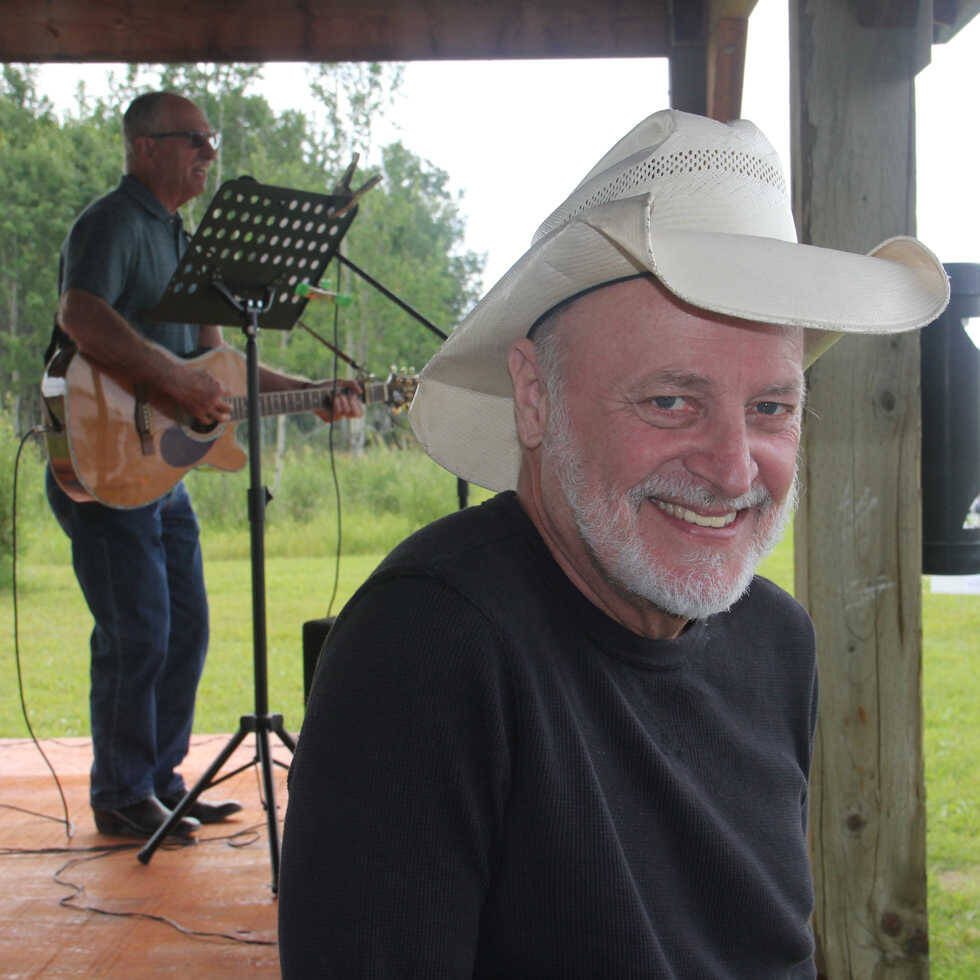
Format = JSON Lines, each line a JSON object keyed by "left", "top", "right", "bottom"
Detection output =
{"left": 651, "top": 396, "right": 686, "bottom": 410}
{"left": 755, "top": 401, "right": 790, "bottom": 416}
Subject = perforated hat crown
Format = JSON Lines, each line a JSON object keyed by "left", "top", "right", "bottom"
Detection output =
{"left": 410, "top": 109, "right": 950, "bottom": 492}
{"left": 535, "top": 111, "right": 794, "bottom": 244}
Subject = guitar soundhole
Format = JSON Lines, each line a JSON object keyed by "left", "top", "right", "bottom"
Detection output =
{"left": 160, "top": 426, "right": 216, "bottom": 467}
{"left": 189, "top": 417, "right": 218, "bottom": 435}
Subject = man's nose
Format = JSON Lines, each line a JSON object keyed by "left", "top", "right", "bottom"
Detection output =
{"left": 683, "top": 417, "right": 758, "bottom": 500}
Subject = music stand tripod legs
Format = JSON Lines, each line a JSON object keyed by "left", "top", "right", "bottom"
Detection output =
{"left": 138, "top": 294, "right": 293, "bottom": 893}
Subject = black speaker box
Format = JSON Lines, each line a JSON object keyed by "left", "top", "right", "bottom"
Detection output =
{"left": 301, "top": 617, "right": 336, "bottom": 704}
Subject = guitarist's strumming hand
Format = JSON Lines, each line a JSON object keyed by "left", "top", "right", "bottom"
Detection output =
{"left": 172, "top": 361, "right": 233, "bottom": 426}
{"left": 58, "top": 293, "right": 234, "bottom": 427}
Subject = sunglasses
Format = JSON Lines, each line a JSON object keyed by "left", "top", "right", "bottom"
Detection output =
{"left": 148, "top": 130, "right": 221, "bottom": 151}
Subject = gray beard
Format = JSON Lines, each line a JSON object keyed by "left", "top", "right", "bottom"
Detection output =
{"left": 544, "top": 398, "right": 798, "bottom": 621}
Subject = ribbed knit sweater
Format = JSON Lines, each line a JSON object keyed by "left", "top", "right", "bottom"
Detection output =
{"left": 280, "top": 492, "right": 818, "bottom": 978}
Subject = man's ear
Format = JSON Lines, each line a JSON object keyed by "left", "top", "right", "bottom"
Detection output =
{"left": 129, "top": 135, "right": 155, "bottom": 168}
{"left": 508, "top": 338, "right": 548, "bottom": 450}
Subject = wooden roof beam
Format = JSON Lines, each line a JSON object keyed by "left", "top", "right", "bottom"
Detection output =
{"left": 0, "top": 0, "right": 671, "bottom": 64}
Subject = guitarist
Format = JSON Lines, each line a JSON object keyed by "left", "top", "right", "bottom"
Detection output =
{"left": 44, "top": 91, "right": 363, "bottom": 841}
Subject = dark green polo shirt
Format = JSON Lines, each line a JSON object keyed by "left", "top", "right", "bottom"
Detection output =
{"left": 59, "top": 174, "right": 199, "bottom": 357}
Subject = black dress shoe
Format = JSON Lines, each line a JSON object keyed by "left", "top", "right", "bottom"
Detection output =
{"left": 159, "top": 792, "right": 243, "bottom": 824}
{"left": 93, "top": 795, "right": 200, "bottom": 840}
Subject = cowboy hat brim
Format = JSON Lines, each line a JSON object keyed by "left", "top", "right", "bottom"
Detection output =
{"left": 410, "top": 194, "right": 949, "bottom": 492}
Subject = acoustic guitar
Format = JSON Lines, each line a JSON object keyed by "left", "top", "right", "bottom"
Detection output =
{"left": 41, "top": 345, "right": 417, "bottom": 509}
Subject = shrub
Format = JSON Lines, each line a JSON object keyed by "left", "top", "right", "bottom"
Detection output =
{"left": 185, "top": 442, "right": 492, "bottom": 559}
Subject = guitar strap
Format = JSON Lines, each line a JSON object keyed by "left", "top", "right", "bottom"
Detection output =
{"left": 43, "top": 314, "right": 71, "bottom": 367}
{"left": 40, "top": 338, "right": 77, "bottom": 435}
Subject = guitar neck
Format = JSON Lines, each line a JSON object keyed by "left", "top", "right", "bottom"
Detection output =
{"left": 229, "top": 380, "right": 387, "bottom": 421}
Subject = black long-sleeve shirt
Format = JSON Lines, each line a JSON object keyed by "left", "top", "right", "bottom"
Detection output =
{"left": 280, "top": 492, "right": 817, "bottom": 978}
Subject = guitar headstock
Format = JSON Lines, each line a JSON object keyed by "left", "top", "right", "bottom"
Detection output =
{"left": 382, "top": 370, "right": 419, "bottom": 412}
{"left": 359, "top": 369, "right": 419, "bottom": 412}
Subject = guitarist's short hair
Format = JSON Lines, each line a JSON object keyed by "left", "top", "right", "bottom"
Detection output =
{"left": 122, "top": 91, "right": 176, "bottom": 170}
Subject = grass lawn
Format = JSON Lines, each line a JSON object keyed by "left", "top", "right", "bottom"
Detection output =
{"left": 3, "top": 519, "right": 977, "bottom": 975}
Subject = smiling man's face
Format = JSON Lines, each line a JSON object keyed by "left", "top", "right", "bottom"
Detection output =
{"left": 518, "top": 277, "right": 804, "bottom": 637}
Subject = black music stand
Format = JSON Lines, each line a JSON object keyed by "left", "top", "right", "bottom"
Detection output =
{"left": 137, "top": 177, "right": 357, "bottom": 892}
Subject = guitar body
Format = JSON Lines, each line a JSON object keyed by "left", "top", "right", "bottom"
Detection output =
{"left": 42, "top": 345, "right": 417, "bottom": 509}
{"left": 44, "top": 346, "right": 248, "bottom": 509}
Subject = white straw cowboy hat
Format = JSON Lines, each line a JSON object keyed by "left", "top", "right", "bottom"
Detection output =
{"left": 410, "top": 109, "right": 950, "bottom": 492}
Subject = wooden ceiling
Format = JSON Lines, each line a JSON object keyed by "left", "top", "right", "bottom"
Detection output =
{"left": 2, "top": 0, "right": 977, "bottom": 122}
{"left": 5, "top": 0, "right": 674, "bottom": 63}
{"left": 3, "top": 0, "right": 758, "bottom": 121}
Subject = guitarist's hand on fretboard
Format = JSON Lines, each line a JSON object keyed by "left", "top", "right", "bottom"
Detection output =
{"left": 307, "top": 378, "right": 364, "bottom": 424}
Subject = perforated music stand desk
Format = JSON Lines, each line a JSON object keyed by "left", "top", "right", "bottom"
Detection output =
{"left": 152, "top": 176, "right": 355, "bottom": 327}
{"left": 138, "top": 178, "right": 357, "bottom": 892}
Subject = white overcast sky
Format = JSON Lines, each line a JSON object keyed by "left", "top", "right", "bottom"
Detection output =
{"left": 34, "top": 0, "right": 980, "bottom": 293}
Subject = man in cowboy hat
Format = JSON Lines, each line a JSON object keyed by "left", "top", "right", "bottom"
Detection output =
{"left": 278, "top": 110, "right": 947, "bottom": 977}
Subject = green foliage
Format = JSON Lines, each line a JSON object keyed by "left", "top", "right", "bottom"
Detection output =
{"left": 338, "top": 141, "right": 484, "bottom": 377}
{"left": 307, "top": 62, "right": 404, "bottom": 172}
{"left": 0, "top": 67, "right": 119, "bottom": 429}
{"left": 182, "top": 442, "right": 485, "bottom": 551}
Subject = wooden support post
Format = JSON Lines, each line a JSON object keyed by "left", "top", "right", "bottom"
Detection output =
{"left": 790, "top": 1, "right": 933, "bottom": 976}
{"left": 669, "top": 0, "right": 708, "bottom": 113}
{"left": 706, "top": 2, "right": 758, "bottom": 122}
{"left": 706, "top": 15, "right": 748, "bottom": 122}
{"left": 670, "top": 1, "right": 756, "bottom": 121}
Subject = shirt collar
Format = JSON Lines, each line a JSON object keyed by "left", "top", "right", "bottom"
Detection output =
{"left": 119, "top": 174, "right": 176, "bottom": 223}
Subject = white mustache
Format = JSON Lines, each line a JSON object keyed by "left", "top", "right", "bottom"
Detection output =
{"left": 629, "top": 474, "right": 772, "bottom": 512}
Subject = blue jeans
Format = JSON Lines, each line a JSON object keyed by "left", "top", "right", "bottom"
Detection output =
{"left": 46, "top": 469, "right": 209, "bottom": 810}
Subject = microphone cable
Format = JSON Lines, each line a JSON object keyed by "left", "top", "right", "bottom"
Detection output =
{"left": 7, "top": 425, "right": 73, "bottom": 840}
